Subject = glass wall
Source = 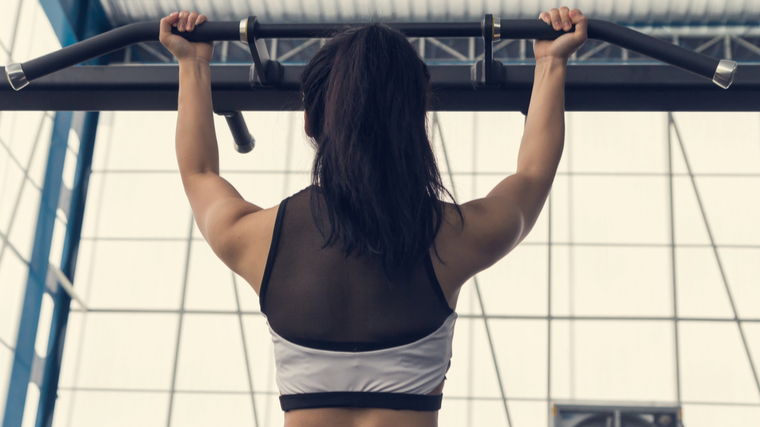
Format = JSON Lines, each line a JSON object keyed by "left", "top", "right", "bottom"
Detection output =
{"left": 0, "top": 0, "right": 63, "bottom": 424}
{"left": 41, "top": 108, "right": 760, "bottom": 426}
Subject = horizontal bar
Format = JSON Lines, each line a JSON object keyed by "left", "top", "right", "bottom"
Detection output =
{"left": 5, "top": 18, "right": 737, "bottom": 90}
{"left": 3, "top": 64, "right": 759, "bottom": 111}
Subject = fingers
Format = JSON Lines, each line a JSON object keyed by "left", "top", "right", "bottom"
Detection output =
{"left": 159, "top": 12, "right": 179, "bottom": 46}
{"left": 548, "top": 8, "right": 561, "bottom": 31}
{"left": 559, "top": 7, "right": 571, "bottom": 31}
{"left": 569, "top": 9, "right": 588, "bottom": 40}
{"left": 171, "top": 10, "right": 207, "bottom": 32}
{"left": 187, "top": 12, "right": 199, "bottom": 30}
{"left": 540, "top": 7, "right": 583, "bottom": 32}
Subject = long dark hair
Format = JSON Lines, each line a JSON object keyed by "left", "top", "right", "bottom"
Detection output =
{"left": 300, "top": 21, "right": 460, "bottom": 280}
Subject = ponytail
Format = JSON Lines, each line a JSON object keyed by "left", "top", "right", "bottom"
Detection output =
{"left": 300, "top": 21, "right": 460, "bottom": 280}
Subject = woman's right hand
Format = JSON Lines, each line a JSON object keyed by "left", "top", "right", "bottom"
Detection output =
{"left": 534, "top": 7, "right": 588, "bottom": 62}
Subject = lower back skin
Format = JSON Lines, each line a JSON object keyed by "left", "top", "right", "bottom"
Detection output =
{"left": 284, "top": 408, "right": 438, "bottom": 427}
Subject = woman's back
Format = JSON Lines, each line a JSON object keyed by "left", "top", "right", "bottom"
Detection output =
{"left": 261, "top": 187, "right": 456, "bottom": 415}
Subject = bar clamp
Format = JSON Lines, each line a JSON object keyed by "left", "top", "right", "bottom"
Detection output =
{"left": 471, "top": 14, "right": 506, "bottom": 89}
{"left": 241, "top": 16, "right": 284, "bottom": 88}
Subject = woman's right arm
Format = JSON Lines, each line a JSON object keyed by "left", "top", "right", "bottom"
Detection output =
{"left": 438, "top": 7, "right": 587, "bottom": 283}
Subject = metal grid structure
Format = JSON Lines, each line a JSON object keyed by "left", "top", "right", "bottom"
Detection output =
{"left": 1, "top": 0, "right": 760, "bottom": 426}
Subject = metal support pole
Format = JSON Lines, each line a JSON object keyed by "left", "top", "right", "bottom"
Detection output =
{"left": 35, "top": 111, "right": 100, "bottom": 427}
{"left": 2, "top": 111, "right": 73, "bottom": 427}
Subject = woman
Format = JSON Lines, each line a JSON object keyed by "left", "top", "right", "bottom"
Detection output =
{"left": 160, "top": 6, "right": 586, "bottom": 427}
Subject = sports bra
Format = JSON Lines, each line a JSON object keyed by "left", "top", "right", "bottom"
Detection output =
{"left": 259, "top": 186, "right": 457, "bottom": 411}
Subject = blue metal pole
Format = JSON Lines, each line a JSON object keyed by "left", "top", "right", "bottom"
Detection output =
{"left": 35, "top": 111, "right": 100, "bottom": 427}
{"left": 2, "top": 111, "right": 73, "bottom": 427}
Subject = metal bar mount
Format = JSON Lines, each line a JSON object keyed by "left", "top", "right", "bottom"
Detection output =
{"left": 5, "top": 15, "right": 738, "bottom": 92}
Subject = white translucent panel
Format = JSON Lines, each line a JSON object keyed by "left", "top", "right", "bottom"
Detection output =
{"left": 671, "top": 112, "right": 760, "bottom": 174}
{"left": 10, "top": 0, "right": 60, "bottom": 63}
{"left": 34, "top": 293, "right": 54, "bottom": 356}
{"left": 676, "top": 248, "right": 734, "bottom": 319}
{"left": 565, "top": 112, "right": 667, "bottom": 174}
{"left": 681, "top": 404, "right": 760, "bottom": 427}
{"left": 476, "top": 174, "right": 549, "bottom": 244}
{"left": 170, "top": 393, "right": 255, "bottom": 427}
{"left": 57, "top": 311, "right": 83, "bottom": 388}
{"left": 446, "top": 318, "right": 502, "bottom": 399}
{"left": 718, "top": 248, "right": 760, "bottom": 319}
{"left": 90, "top": 112, "right": 115, "bottom": 170}
{"left": 672, "top": 176, "right": 710, "bottom": 245}
{"left": 73, "top": 313, "right": 178, "bottom": 389}
{"left": 447, "top": 174, "right": 474, "bottom": 205}
{"left": 0, "top": 251, "right": 26, "bottom": 346}
{"left": 0, "top": 0, "right": 21, "bottom": 52}
{"left": 48, "top": 217, "right": 66, "bottom": 266}
{"left": 26, "top": 116, "right": 54, "bottom": 189}
{"left": 491, "top": 320, "right": 548, "bottom": 398}
{"left": 217, "top": 112, "right": 303, "bottom": 172}
{"left": 471, "top": 400, "right": 509, "bottom": 426}
{"left": 80, "top": 173, "right": 191, "bottom": 238}
{"left": 567, "top": 176, "right": 669, "bottom": 244}
{"left": 253, "top": 392, "right": 284, "bottom": 427}
{"left": 185, "top": 241, "right": 237, "bottom": 311}
{"left": 241, "top": 315, "right": 278, "bottom": 393}
{"left": 104, "top": 112, "right": 178, "bottom": 170}
{"left": 7, "top": 182, "right": 40, "bottom": 262}
{"left": 434, "top": 112, "right": 475, "bottom": 173}
{"left": 439, "top": 398, "right": 467, "bottom": 427}
{"left": 21, "top": 383, "right": 39, "bottom": 427}
{"left": 473, "top": 112, "right": 524, "bottom": 173}
{"left": 549, "top": 320, "right": 572, "bottom": 399}
{"left": 0, "top": 150, "right": 25, "bottom": 235}
{"left": 61, "top": 141, "right": 77, "bottom": 190}
{"left": 551, "top": 320, "right": 676, "bottom": 402}
{"left": 56, "top": 391, "right": 169, "bottom": 427}
{"left": 390, "top": 0, "right": 412, "bottom": 19}
{"left": 509, "top": 400, "right": 548, "bottom": 427}
{"left": 745, "top": 323, "right": 760, "bottom": 388}
{"left": 0, "top": 346, "right": 10, "bottom": 421}
{"left": 0, "top": 111, "right": 47, "bottom": 167}
{"left": 680, "top": 321, "right": 759, "bottom": 403}
{"left": 478, "top": 244, "right": 548, "bottom": 316}
{"left": 175, "top": 314, "right": 250, "bottom": 391}
{"left": 80, "top": 240, "right": 187, "bottom": 310}
{"left": 693, "top": 177, "right": 760, "bottom": 246}
{"left": 553, "top": 246, "right": 672, "bottom": 317}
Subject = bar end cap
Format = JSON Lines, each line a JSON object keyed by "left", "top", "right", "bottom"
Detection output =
{"left": 713, "top": 59, "right": 737, "bottom": 89}
{"left": 6, "top": 63, "right": 28, "bottom": 91}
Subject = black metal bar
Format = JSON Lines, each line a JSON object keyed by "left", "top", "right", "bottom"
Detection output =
{"left": 2, "top": 64, "right": 758, "bottom": 112}
{"left": 5, "top": 17, "right": 737, "bottom": 90}
{"left": 220, "top": 111, "right": 255, "bottom": 153}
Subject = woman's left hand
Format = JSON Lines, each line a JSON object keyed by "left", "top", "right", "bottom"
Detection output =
{"left": 159, "top": 11, "right": 213, "bottom": 64}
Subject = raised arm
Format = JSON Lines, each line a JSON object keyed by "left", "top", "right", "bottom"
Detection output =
{"left": 439, "top": 7, "right": 587, "bottom": 281}
{"left": 159, "top": 11, "right": 263, "bottom": 274}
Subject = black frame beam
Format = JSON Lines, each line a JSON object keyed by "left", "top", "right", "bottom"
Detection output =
{"left": 3, "top": 64, "right": 760, "bottom": 112}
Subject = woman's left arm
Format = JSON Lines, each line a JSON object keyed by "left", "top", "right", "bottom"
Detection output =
{"left": 160, "top": 11, "right": 262, "bottom": 271}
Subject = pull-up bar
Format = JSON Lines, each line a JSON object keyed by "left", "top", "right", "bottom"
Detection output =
{"left": 5, "top": 15, "right": 738, "bottom": 91}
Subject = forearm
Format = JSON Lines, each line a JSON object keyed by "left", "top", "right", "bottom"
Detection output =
{"left": 176, "top": 59, "right": 219, "bottom": 179}
{"left": 517, "top": 56, "right": 567, "bottom": 180}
